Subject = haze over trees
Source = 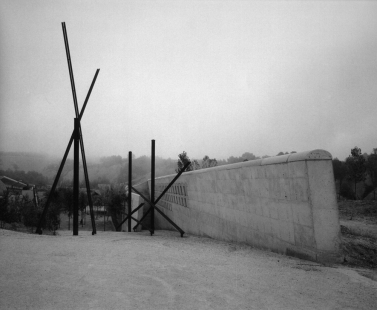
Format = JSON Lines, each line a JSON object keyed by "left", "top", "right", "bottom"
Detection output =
{"left": 3, "top": 148, "right": 376, "bottom": 202}
{"left": 332, "top": 158, "right": 347, "bottom": 191}
{"left": 346, "top": 147, "right": 367, "bottom": 196}
{"left": 333, "top": 147, "right": 377, "bottom": 200}
{"left": 1, "top": 146, "right": 376, "bottom": 234}
{"left": 0, "top": 150, "right": 308, "bottom": 188}
{"left": 0, "top": 188, "right": 60, "bottom": 233}
{"left": 0, "top": 169, "right": 49, "bottom": 187}
{"left": 176, "top": 152, "right": 218, "bottom": 173}
{"left": 366, "top": 149, "right": 377, "bottom": 199}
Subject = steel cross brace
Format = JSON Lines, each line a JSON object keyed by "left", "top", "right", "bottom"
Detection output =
{"left": 62, "top": 22, "right": 97, "bottom": 235}
{"left": 120, "top": 210, "right": 153, "bottom": 234}
{"left": 130, "top": 161, "right": 191, "bottom": 237}
{"left": 35, "top": 69, "right": 99, "bottom": 234}
{"left": 116, "top": 203, "right": 145, "bottom": 230}
{"left": 132, "top": 187, "right": 185, "bottom": 237}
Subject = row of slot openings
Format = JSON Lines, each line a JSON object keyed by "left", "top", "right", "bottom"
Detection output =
{"left": 155, "top": 183, "right": 187, "bottom": 196}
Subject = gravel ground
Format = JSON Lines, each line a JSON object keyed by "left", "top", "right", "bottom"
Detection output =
{"left": 0, "top": 229, "right": 376, "bottom": 310}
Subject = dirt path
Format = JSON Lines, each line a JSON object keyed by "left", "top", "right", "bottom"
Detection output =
{"left": 338, "top": 200, "right": 377, "bottom": 268}
{"left": 0, "top": 229, "right": 376, "bottom": 310}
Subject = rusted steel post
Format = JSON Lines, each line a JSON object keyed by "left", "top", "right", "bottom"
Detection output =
{"left": 128, "top": 151, "right": 132, "bottom": 232}
{"left": 151, "top": 140, "right": 155, "bottom": 234}
{"left": 73, "top": 118, "right": 80, "bottom": 235}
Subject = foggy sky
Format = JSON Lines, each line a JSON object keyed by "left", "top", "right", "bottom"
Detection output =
{"left": 1, "top": 0, "right": 376, "bottom": 162}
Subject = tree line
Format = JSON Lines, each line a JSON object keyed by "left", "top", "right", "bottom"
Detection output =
{"left": 0, "top": 189, "right": 60, "bottom": 233}
{"left": 175, "top": 151, "right": 298, "bottom": 172}
{"left": 0, "top": 185, "right": 128, "bottom": 234}
{"left": 333, "top": 147, "right": 377, "bottom": 200}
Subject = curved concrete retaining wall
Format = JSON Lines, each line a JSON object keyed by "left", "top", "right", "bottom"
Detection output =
{"left": 119, "top": 193, "right": 143, "bottom": 232}
{"left": 145, "top": 150, "right": 342, "bottom": 263}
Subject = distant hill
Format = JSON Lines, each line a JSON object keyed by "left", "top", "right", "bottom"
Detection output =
{"left": 62, "top": 164, "right": 124, "bottom": 185}
{"left": 0, "top": 152, "right": 177, "bottom": 186}
{"left": 0, "top": 152, "right": 59, "bottom": 175}
{"left": 62, "top": 157, "right": 177, "bottom": 186}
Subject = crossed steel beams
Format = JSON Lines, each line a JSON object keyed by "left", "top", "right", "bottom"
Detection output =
{"left": 35, "top": 23, "right": 99, "bottom": 235}
{"left": 62, "top": 22, "right": 97, "bottom": 235}
{"left": 116, "top": 141, "right": 191, "bottom": 237}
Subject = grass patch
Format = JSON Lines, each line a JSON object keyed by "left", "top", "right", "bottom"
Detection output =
{"left": 341, "top": 225, "right": 377, "bottom": 241}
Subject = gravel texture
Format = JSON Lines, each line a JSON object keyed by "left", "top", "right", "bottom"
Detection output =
{"left": 0, "top": 229, "right": 376, "bottom": 310}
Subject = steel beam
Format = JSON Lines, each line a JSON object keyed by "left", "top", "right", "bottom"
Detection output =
{"left": 77, "top": 69, "right": 99, "bottom": 235}
{"left": 79, "top": 127, "right": 96, "bottom": 235}
{"left": 73, "top": 118, "right": 79, "bottom": 235}
{"left": 62, "top": 22, "right": 98, "bottom": 234}
{"left": 35, "top": 133, "right": 74, "bottom": 234}
{"left": 132, "top": 206, "right": 152, "bottom": 232}
{"left": 35, "top": 69, "right": 99, "bottom": 234}
{"left": 116, "top": 203, "right": 144, "bottom": 230}
{"left": 154, "top": 161, "right": 191, "bottom": 205}
{"left": 131, "top": 187, "right": 185, "bottom": 237}
{"left": 62, "top": 22, "right": 79, "bottom": 116}
{"left": 131, "top": 161, "right": 191, "bottom": 232}
{"left": 128, "top": 151, "right": 132, "bottom": 232}
{"left": 153, "top": 205, "right": 184, "bottom": 237}
{"left": 151, "top": 140, "right": 155, "bottom": 234}
{"left": 121, "top": 211, "right": 153, "bottom": 233}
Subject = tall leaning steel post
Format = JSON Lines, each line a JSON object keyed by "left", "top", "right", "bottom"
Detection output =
{"left": 151, "top": 140, "right": 155, "bottom": 235}
{"left": 128, "top": 151, "right": 132, "bottom": 232}
{"left": 73, "top": 118, "right": 80, "bottom": 235}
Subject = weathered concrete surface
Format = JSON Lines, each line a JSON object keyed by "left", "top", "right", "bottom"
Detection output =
{"left": 150, "top": 150, "right": 341, "bottom": 263}
{"left": 0, "top": 229, "right": 376, "bottom": 310}
{"left": 119, "top": 193, "right": 143, "bottom": 232}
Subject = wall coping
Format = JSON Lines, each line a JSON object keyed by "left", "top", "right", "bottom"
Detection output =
{"left": 154, "top": 149, "right": 332, "bottom": 180}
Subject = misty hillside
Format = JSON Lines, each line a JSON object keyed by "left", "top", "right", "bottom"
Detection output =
{"left": 0, "top": 152, "right": 178, "bottom": 186}
{"left": 0, "top": 152, "right": 59, "bottom": 175}
{"left": 0, "top": 151, "right": 272, "bottom": 186}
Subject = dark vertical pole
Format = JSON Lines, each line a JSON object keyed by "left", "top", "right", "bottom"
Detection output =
{"left": 79, "top": 128, "right": 96, "bottom": 235}
{"left": 128, "top": 151, "right": 132, "bottom": 232}
{"left": 151, "top": 140, "right": 155, "bottom": 234}
{"left": 62, "top": 22, "right": 79, "bottom": 116}
{"left": 73, "top": 118, "right": 79, "bottom": 235}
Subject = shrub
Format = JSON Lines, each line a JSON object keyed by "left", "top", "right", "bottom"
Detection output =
{"left": 340, "top": 183, "right": 355, "bottom": 200}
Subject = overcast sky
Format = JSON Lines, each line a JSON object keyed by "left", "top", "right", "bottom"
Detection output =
{"left": 1, "top": 1, "right": 376, "bottom": 162}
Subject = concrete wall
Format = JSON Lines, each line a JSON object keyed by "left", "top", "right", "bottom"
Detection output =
{"left": 120, "top": 192, "right": 143, "bottom": 232}
{"left": 147, "top": 149, "right": 341, "bottom": 263}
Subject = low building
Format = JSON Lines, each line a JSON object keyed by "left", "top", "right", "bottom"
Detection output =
{"left": 0, "top": 176, "right": 38, "bottom": 205}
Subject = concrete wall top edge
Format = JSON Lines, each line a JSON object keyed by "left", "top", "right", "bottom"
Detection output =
{"left": 260, "top": 149, "right": 332, "bottom": 166}
{"left": 152, "top": 149, "right": 332, "bottom": 181}
{"left": 286, "top": 149, "right": 332, "bottom": 163}
{"left": 133, "top": 181, "right": 149, "bottom": 192}
{"left": 261, "top": 154, "right": 290, "bottom": 165}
